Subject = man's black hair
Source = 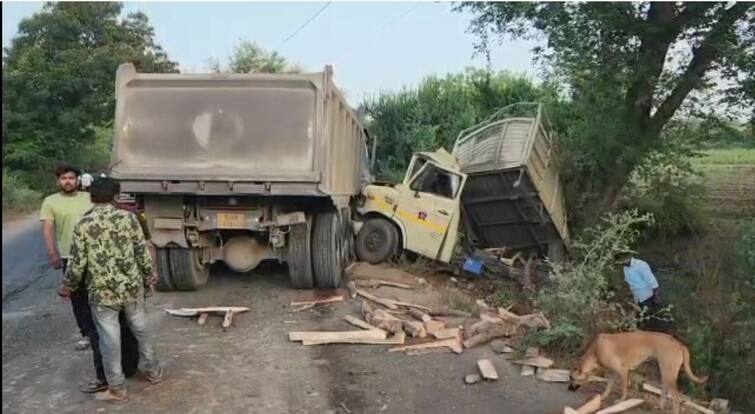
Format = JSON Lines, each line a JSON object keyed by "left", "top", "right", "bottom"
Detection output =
{"left": 54, "top": 163, "right": 81, "bottom": 178}
{"left": 90, "top": 177, "right": 119, "bottom": 203}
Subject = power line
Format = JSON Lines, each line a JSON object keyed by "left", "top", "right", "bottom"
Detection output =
{"left": 377, "top": 2, "right": 422, "bottom": 32}
{"left": 275, "top": 2, "right": 333, "bottom": 50}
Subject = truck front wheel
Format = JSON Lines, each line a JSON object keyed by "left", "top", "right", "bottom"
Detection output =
{"left": 355, "top": 217, "right": 398, "bottom": 264}
{"left": 169, "top": 248, "right": 210, "bottom": 291}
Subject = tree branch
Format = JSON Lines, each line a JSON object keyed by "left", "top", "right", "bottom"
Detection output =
{"left": 625, "top": 2, "right": 685, "bottom": 131}
{"left": 650, "top": 2, "right": 752, "bottom": 133}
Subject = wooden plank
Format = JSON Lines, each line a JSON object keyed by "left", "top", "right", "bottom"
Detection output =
{"left": 222, "top": 311, "right": 233, "bottom": 328}
{"left": 356, "top": 279, "right": 414, "bottom": 289}
{"left": 356, "top": 289, "right": 399, "bottom": 310}
{"left": 289, "top": 329, "right": 388, "bottom": 342}
{"left": 575, "top": 394, "right": 602, "bottom": 414}
{"left": 642, "top": 385, "right": 714, "bottom": 414}
{"left": 595, "top": 399, "right": 644, "bottom": 414}
{"left": 520, "top": 365, "right": 535, "bottom": 376}
{"left": 290, "top": 295, "right": 344, "bottom": 306}
{"left": 392, "top": 300, "right": 431, "bottom": 312}
{"left": 346, "top": 281, "right": 357, "bottom": 298}
{"left": 343, "top": 315, "right": 383, "bottom": 331}
{"left": 302, "top": 331, "right": 405, "bottom": 346}
{"left": 477, "top": 359, "right": 499, "bottom": 380}
{"left": 424, "top": 320, "right": 446, "bottom": 335}
{"left": 430, "top": 328, "right": 460, "bottom": 340}
{"left": 389, "top": 336, "right": 463, "bottom": 354}
{"left": 511, "top": 356, "right": 554, "bottom": 368}
{"left": 197, "top": 313, "right": 209, "bottom": 325}
{"left": 402, "top": 320, "right": 427, "bottom": 338}
{"left": 407, "top": 308, "right": 432, "bottom": 323}
{"left": 180, "top": 306, "right": 249, "bottom": 313}
{"left": 536, "top": 369, "right": 570, "bottom": 382}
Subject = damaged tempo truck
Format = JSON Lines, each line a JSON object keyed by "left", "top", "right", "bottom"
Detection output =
{"left": 355, "top": 103, "right": 569, "bottom": 266}
{"left": 110, "top": 64, "right": 372, "bottom": 291}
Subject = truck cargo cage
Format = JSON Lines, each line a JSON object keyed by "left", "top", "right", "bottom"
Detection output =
{"left": 452, "top": 103, "right": 569, "bottom": 255}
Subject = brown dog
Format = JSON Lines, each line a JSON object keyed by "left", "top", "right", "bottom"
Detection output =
{"left": 568, "top": 331, "right": 706, "bottom": 414}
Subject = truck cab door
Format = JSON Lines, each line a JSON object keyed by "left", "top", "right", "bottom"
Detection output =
{"left": 395, "top": 162, "right": 465, "bottom": 260}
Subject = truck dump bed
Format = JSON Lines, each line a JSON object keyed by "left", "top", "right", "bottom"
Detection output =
{"left": 452, "top": 103, "right": 569, "bottom": 253}
{"left": 110, "top": 64, "right": 368, "bottom": 197}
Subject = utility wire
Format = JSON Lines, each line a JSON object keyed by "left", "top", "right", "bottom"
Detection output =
{"left": 275, "top": 2, "right": 333, "bottom": 50}
{"left": 377, "top": 2, "right": 422, "bottom": 32}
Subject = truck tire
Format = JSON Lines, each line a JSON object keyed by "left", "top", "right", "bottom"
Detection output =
{"left": 356, "top": 217, "right": 398, "bottom": 264}
{"left": 287, "top": 216, "right": 314, "bottom": 289}
{"left": 169, "top": 248, "right": 210, "bottom": 291}
{"left": 154, "top": 248, "right": 175, "bottom": 292}
{"left": 313, "top": 211, "right": 345, "bottom": 289}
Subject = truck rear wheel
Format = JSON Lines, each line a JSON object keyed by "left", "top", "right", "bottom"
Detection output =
{"left": 356, "top": 217, "right": 398, "bottom": 264}
{"left": 287, "top": 216, "right": 314, "bottom": 289}
{"left": 312, "top": 211, "right": 346, "bottom": 289}
{"left": 154, "top": 248, "right": 175, "bottom": 292}
{"left": 169, "top": 248, "right": 210, "bottom": 291}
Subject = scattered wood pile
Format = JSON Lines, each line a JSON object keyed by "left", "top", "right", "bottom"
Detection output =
{"left": 165, "top": 306, "right": 250, "bottom": 329}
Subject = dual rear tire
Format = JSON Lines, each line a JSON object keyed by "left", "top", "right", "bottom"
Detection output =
{"left": 154, "top": 247, "right": 209, "bottom": 292}
{"left": 287, "top": 210, "right": 350, "bottom": 289}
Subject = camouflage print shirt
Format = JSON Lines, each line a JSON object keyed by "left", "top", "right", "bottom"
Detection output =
{"left": 64, "top": 204, "right": 154, "bottom": 306}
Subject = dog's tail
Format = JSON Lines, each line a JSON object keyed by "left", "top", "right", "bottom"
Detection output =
{"left": 683, "top": 346, "right": 707, "bottom": 383}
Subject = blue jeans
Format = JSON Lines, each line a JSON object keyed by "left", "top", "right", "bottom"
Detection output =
{"left": 91, "top": 300, "right": 161, "bottom": 390}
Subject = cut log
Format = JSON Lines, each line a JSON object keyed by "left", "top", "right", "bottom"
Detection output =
{"left": 428, "top": 308, "right": 471, "bottom": 318}
{"left": 463, "top": 323, "right": 518, "bottom": 348}
{"left": 477, "top": 359, "right": 499, "bottom": 380}
{"left": 520, "top": 365, "right": 535, "bottom": 376}
{"left": 347, "top": 281, "right": 357, "bottom": 298}
{"left": 389, "top": 336, "right": 463, "bottom": 354}
{"left": 291, "top": 303, "right": 315, "bottom": 312}
{"left": 480, "top": 313, "right": 504, "bottom": 324}
{"left": 518, "top": 312, "right": 551, "bottom": 330}
{"left": 290, "top": 295, "right": 344, "bottom": 306}
{"left": 595, "top": 399, "right": 644, "bottom": 414}
{"left": 392, "top": 300, "right": 431, "bottom": 312}
{"left": 408, "top": 308, "right": 432, "bottom": 323}
{"left": 290, "top": 329, "right": 388, "bottom": 342}
{"left": 575, "top": 394, "right": 602, "bottom": 414}
{"left": 511, "top": 356, "right": 554, "bottom": 368}
{"left": 370, "top": 309, "right": 405, "bottom": 334}
{"left": 402, "top": 320, "right": 427, "bottom": 338}
{"left": 197, "top": 313, "right": 209, "bottom": 325}
{"left": 430, "top": 328, "right": 460, "bottom": 340}
{"left": 361, "top": 300, "right": 374, "bottom": 323}
{"left": 222, "top": 311, "right": 234, "bottom": 328}
{"left": 356, "top": 289, "right": 398, "bottom": 310}
{"left": 536, "top": 369, "right": 570, "bottom": 383}
{"left": 425, "top": 320, "right": 446, "bottom": 335}
{"left": 356, "top": 279, "right": 414, "bottom": 289}
{"left": 343, "top": 315, "right": 382, "bottom": 331}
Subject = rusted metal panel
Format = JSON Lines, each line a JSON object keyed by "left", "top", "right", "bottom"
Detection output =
{"left": 110, "top": 64, "right": 367, "bottom": 199}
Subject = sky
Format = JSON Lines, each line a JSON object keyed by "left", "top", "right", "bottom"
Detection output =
{"left": 1, "top": 1, "right": 542, "bottom": 105}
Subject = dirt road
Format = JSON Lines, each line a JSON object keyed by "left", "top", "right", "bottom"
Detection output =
{"left": 2, "top": 215, "right": 585, "bottom": 413}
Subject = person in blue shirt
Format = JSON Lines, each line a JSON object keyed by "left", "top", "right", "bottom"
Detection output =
{"left": 623, "top": 256, "right": 668, "bottom": 332}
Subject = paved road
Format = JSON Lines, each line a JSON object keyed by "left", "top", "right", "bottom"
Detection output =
{"left": 2, "top": 215, "right": 588, "bottom": 414}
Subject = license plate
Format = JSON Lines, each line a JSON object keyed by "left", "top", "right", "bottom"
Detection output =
{"left": 218, "top": 213, "right": 245, "bottom": 228}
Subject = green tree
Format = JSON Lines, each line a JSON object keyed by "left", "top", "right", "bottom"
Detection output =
{"left": 212, "top": 41, "right": 301, "bottom": 74}
{"left": 458, "top": 2, "right": 754, "bottom": 216}
{"left": 2, "top": 2, "right": 177, "bottom": 187}
{"left": 362, "top": 68, "right": 558, "bottom": 180}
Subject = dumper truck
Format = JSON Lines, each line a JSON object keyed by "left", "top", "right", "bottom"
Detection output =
{"left": 110, "top": 63, "right": 371, "bottom": 291}
{"left": 354, "top": 102, "right": 569, "bottom": 266}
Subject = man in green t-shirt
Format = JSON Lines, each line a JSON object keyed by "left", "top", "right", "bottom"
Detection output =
{"left": 40, "top": 164, "right": 93, "bottom": 350}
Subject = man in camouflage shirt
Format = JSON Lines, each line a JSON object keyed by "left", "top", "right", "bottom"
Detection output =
{"left": 60, "top": 178, "right": 162, "bottom": 402}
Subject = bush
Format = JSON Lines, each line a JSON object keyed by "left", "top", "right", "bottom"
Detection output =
{"left": 2, "top": 169, "right": 42, "bottom": 212}
{"left": 532, "top": 210, "right": 654, "bottom": 353}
